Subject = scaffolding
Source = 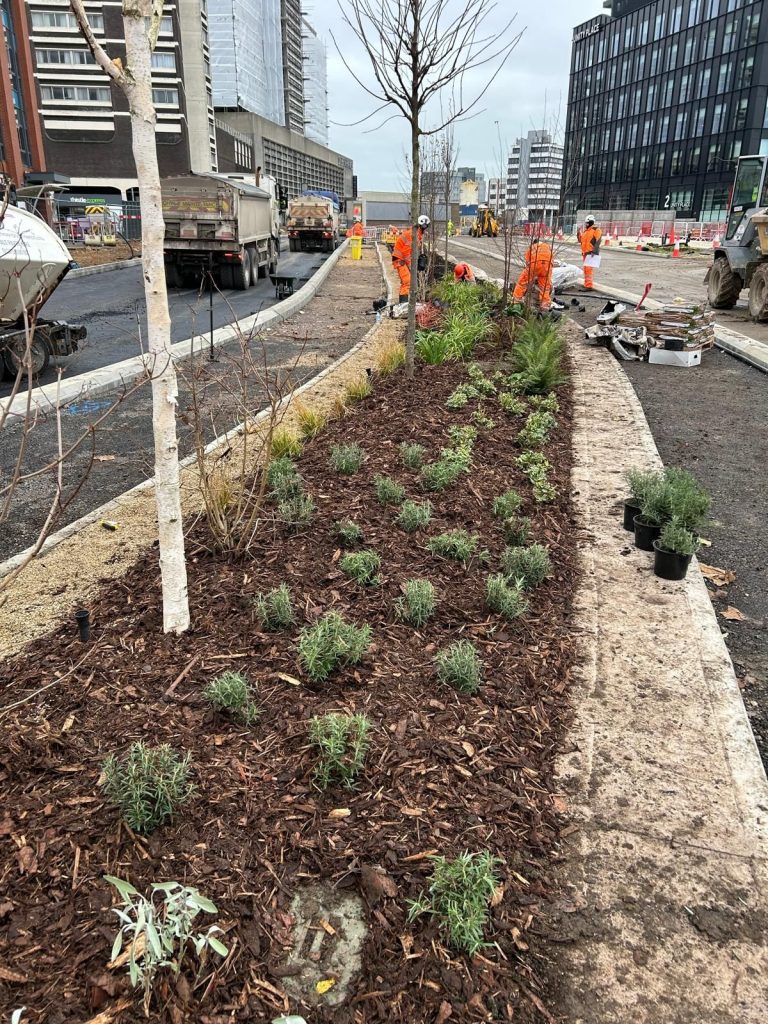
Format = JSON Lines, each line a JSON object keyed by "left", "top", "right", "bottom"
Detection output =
{"left": 209, "top": 0, "right": 283, "bottom": 123}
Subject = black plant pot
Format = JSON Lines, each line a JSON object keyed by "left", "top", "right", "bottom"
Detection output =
{"left": 653, "top": 540, "right": 693, "bottom": 581}
{"left": 623, "top": 498, "right": 642, "bottom": 531}
{"left": 633, "top": 515, "right": 661, "bottom": 552}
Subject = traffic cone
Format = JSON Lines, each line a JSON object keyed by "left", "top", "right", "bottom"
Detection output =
{"left": 604, "top": 232, "right": 610, "bottom": 247}
{"left": 713, "top": 234, "right": 720, "bottom": 249}
{"left": 668, "top": 225, "right": 676, "bottom": 246}
{"left": 672, "top": 239, "right": 681, "bottom": 258}
{"left": 636, "top": 233, "right": 643, "bottom": 251}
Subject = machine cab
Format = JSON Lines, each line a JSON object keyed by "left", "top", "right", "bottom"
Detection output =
{"left": 725, "top": 155, "right": 768, "bottom": 242}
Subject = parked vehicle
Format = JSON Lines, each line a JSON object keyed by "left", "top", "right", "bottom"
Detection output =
{"left": 469, "top": 206, "right": 499, "bottom": 238}
{"left": 286, "top": 191, "right": 341, "bottom": 253}
{"left": 161, "top": 172, "right": 281, "bottom": 290}
{"left": 0, "top": 203, "right": 85, "bottom": 377}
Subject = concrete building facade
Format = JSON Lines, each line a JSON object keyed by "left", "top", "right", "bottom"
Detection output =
{"left": 302, "top": 18, "right": 328, "bottom": 147}
{"left": 0, "top": 0, "right": 45, "bottom": 183}
{"left": 507, "top": 130, "right": 564, "bottom": 224}
{"left": 563, "top": 0, "right": 768, "bottom": 222}
{"left": 487, "top": 177, "right": 507, "bottom": 213}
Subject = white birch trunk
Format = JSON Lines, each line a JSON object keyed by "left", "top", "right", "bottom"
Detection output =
{"left": 123, "top": 7, "right": 189, "bottom": 633}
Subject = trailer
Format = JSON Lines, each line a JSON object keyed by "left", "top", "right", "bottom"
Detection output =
{"left": 0, "top": 204, "right": 86, "bottom": 377}
{"left": 161, "top": 173, "right": 281, "bottom": 290}
{"left": 286, "top": 191, "right": 341, "bottom": 253}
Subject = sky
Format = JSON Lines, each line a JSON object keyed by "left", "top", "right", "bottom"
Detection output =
{"left": 304, "top": 0, "right": 603, "bottom": 191}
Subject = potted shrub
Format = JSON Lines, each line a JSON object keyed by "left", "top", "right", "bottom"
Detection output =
{"left": 634, "top": 480, "right": 672, "bottom": 551}
{"left": 653, "top": 520, "right": 699, "bottom": 580}
{"left": 624, "top": 469, "right": 662, "bottom": 532}
{"left": 667, "top": 469, "right": 710, "bottom": 532}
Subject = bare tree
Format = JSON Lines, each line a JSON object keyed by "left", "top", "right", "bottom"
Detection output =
{"left": 440, "top": 126, "right": 458, "bottom": 271}
{"left": 70, "top": 0, "right": 189, "bottom": 633}
{"left": 334, "top": 0, "right": 521, "bottom": 375}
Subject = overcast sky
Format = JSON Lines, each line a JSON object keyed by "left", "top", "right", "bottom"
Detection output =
{"left": 304, "top": 0, "right": 603, "bottom": 191}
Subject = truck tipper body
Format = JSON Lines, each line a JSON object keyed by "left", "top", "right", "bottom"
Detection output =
{"left": 0, "top": 204, "right": 86, "bottom": 377}
{"left": 161, "top": 173, "right": 281, "bottom": 290}
{"left": 286, "top": 191, "right": 340, "bottom": 253}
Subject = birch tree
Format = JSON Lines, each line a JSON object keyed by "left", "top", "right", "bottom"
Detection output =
{"left": 70, "top": 0, "right": 189, "bottom": 633}
{"left": 335, "top": 0, "right": 521, "bottom": 375}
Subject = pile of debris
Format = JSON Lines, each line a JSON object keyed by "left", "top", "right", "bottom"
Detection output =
{"left": 585, "top": 301, "right": 716, "bottom": 366}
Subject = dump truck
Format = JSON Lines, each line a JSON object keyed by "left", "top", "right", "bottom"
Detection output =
{"left": 706, "top": 154, "right": 768, "bottom": 320}
{"left": 286, "top": 191, "right": 341, "bottom": 253}
{"left": 161, "top": 172, "right": 281, "bottom": 290}
{"left": 469, "top": 206, "right": 499, "bottom": 238}
{"left": 0, "top": 203, "right": 86, "bottom": 377}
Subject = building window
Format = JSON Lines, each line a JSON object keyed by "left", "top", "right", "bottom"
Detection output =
{"left": 701, "top": 186, "right": 729, "bottom": 222}
{"left": 735, "top": 96, "right": 749, "bottom": 131}
{"left": 152, "top": 88, "right": 179, "bottom": 106}
{"left": 40, "top": 84, "right": 111, "bottom": 104}
{"left": 35, "top": 49, "right": 95, "bottom": 65}
{"left": 151, "top": 52, "right": 176, "bottom": 70}
{"left": 31, "top": 11, "right": 104, "bottom": 31}
{"left": 712, "top": 101, "right": 727, "bottom": 134}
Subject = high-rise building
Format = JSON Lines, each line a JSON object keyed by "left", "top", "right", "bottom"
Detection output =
{"left": 563, "top": 0, "right": 768, "bottom": 223}
{"left": 209, "top": 0, "right": 283, "bottom": 122}
{"left": 281, "top": 0, "right": 304, "bottom": 134}
{"left": 302, "top": 19, "right": 328, "bottom": 147}
{"left": 507, "top": 130, "right": 564, "bottom": 224}
{"left": 0, "top": 0, "right": 44, "bottom": 183}
{"left": 421, "top": 166, "right": 486, "bottom": 204}
{"left": 488, "top": 177, "right": 507, "bottom": 213}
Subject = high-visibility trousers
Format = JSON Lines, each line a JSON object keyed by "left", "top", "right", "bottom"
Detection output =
{"left": 393, "top": 258, "right": 410, "bottom": 299}
{"left": 583, "top": 258, "right": 595, "bottom": 289}
{"left": 512, "top": 262, "right": 552, "bottom": 307}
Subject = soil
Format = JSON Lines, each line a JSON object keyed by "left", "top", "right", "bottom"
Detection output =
{"left": 0, "top": 353, "right": 577, "bottom": 1022}
{"left": 68, "top": 241, "right": 141, "bottom": 267}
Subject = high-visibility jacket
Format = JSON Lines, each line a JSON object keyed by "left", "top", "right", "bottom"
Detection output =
{"left": 581, "top": 225, "right": 602, "bottom": 257}
{"left": 348, "top": 222, "right": 364, "bottom": 237}
{"left": 392, "top": 227, "right": 423, "bottom": 265}
{"left": 525, "top": 241, "right": 554, "bottom": 267}
{"left": 454, "top": 262, "right": 475, "bottom": 282}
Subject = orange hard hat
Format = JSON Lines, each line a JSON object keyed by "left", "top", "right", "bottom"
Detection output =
{"left": 454, "top": 263, "right": 472, "bottom": 280}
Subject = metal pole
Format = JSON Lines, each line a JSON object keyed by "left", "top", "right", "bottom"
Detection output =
{"left": 208, "top": 251, "right": 215, "bottom": 361}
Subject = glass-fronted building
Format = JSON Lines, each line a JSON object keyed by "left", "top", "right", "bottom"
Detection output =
{"left": 563, "top": 0, "right": 768, "bottom": 222}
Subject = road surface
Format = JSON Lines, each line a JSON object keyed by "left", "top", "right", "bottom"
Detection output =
{"left": 0, "top": 248, "right": 330, "bottom": 398}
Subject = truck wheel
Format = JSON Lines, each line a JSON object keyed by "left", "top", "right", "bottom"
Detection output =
{"left": 748, "top": 264, "right": 768, "bottom": 321}
{"left": 268, "top": 241, "right": 278, "bottom": 276}
{"left": 289, "top": 238, "right": 298, "bottom": 253}
{"left": 707, "top": 258, "right": 742, "bottom": 309}
{"left": 219, "top": 264, "right": 233, "bottom": 289}
{"left": 232, "top": 252, "right": 251, "bottom": 290}
{"left": 5, "top": 336, "right": 50, "bottom": 378}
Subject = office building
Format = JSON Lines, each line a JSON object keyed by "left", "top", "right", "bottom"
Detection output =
{"left": 0, "top": 0, "right": 45, "bottom": 183}
{"left": 507, "top": 130, "right": 564, "bottom": 224}
{"left": 303, "top": 19, "right": 328, "bottom": 147}
{"left": 281, "top": 0, "right": 304, "bottom": 134}
{"left": 210, "top": 0, "right": 283, "bottom": 122}
{"left": 488, "top": 177, "right": 507, "bottom": 213}
{"left": 421, "top": 167, "right": 487, "bottom": 205}
{"left": 563, "top": 0, "right": 768, "bottom": 223}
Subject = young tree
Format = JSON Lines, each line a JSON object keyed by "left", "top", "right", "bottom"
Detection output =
{"left": 440, "top": 126, "right": 458, "bottom": 271}
{"left": 70, "top": 0, "right": 189, "bottom": 633}
{"left": 335, "top": 0, "right": 521, "bottom": 375}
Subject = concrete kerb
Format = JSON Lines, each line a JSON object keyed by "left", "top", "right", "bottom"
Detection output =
{"left": 0, "top": 241, "right": 387, "bottom": 585}
{"left": 68, "top": 257, "right": 143, "bottom": 279}
{"left": 445, "top": 237, "right": 768, "bottom": 374}
{"left": 1, "top": 240, "right": 351, "bottom": 420}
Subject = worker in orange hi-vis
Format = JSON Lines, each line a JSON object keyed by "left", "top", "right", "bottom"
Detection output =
{"left": 581, "top": 215, "right": 603, "bottom": 290}
{"left": 348, "top": 216, "right": 365, "bottom": 237}
{"left": 512, "top": 238, "right": 555, "bottom": 310}
{"left": 392, "top": 215, "right": 430, "bottom": 303}
{"left": 454, "top": 262, "right": 476, "bottom": 283}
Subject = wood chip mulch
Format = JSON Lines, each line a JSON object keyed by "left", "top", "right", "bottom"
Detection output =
{"left": 0, "top": 353, "right": 577, "bottom": 1024}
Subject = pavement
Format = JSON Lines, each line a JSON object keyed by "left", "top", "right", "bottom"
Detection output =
{"left": 0, "top": 248, "right": 331, "bottom": 398}
{"left": 446, "top": 235, "right": 768, "bottom": 372}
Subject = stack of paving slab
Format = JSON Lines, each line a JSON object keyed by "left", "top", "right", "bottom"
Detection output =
{"left": 619, "top": 306, "right": 716, "bottom": 352}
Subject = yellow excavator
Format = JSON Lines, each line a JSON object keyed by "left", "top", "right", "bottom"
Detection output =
{"left": 470, "top": 206, "right": 499, "bottom": 238}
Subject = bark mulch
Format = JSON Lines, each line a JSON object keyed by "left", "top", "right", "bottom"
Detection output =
{"left": 0, "top": 353, "right": 577, "bottom": 1024}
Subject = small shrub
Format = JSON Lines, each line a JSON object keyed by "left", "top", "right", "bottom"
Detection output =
{"left": 447, "top": 424, "right": 478, "bottom": 450}
{"left": 502, "top": 515, "right": 531, "bottom": 546}
{"left": 277, "top": 491, "right": 315, "bottom": 530}
{"left": 101, "top": 742, "right": 193, "bottom": 834}
{"left": 375, "top": 474, "right": 406, "bottom": 505}
{"left": 310, "top": 713, "right": 371, "bottom": 789}
{"left": 640, "top": 479, "right": 674, "bottom": 526}
{"left": 397, "top": 499, "right": 433, "bottom": 532}
{"left": 467, "top": 363, "right": 497, "bottom": 396}
{"left": 340, "top": 549, "right": 382, "bottom": 586}
{"left": 395, "top": 579, "right": 436, "bottom": 626}
{"left": 378, "top": 340, "right": 406, "bottom": 374}
{"left": 516, "top": 451, "right": 556, "bottom": 503}
{"left": 346, "top": 376, "right": 372, "bottom": 402}
{"left": 499, "top": 392, "right": 527, "bottom": 416}
{"left": 500, "top": 544, "right": 551, "bottom": 589}
{"left": 472, "top": 408, "right": 496, "bottom": 429}
{"left": 295, "top": 401, "right": 327, "bottom": 439}
{"left": 270, "top": 428, "right": 302, "bottom": 459}
{"left": 400, "top": 441, "right": 426, "bottom": 470}
{"left": 268, "top": 456, "right": 301, "bottom": 497}
{"left": 533, "top": 479, "right": 557, "bottom": 503}
{"left": 254, "top": 583, "right": 294, "bottom": 630}
{"left": 330, "top": 442, "right": 366, "bottom": 474}
{"left": 446, "top": 388, "right": 470, "bottom": 410}
{"left": 420, "top": 456, "right": 465, "bottom": 491}
{"left": 203, "top": 671, "right": 259, "bottom": 724}
{"left": 427, "top": 529, "right": 479, "bottom": 563}
{"left": 658, "top": 518, "right": 699, "bottom": 556}
{"left": 486, "top": 573, "right": 529, "bottom": 620}
{"left": 298, "top": 611, "right": 372, "bottom": 682}
{"left": 666, "top": 468, "right": 710, "bottom": 530}
{"left": 511, "top": 320, "right": 568, "bottom": 394}
{"left": 333, "top": 519, "right": 363, "bottom": 547}
{"left": 435, "top": 639, "right": 483, "bottom": 694}
{"left": 517, "top": 409, "right": 557, "bottom": 449}
{"left": 407, "top": 851, "right": 501, "bottom": 955}
{"left": 529, "top": 392, "right": 560, "bottom": 414}
{"left": 416, "top": 330, "right": 454, "bottom": 365}
{"left": 493, "top": 489, "right": 523, "bottom": 520}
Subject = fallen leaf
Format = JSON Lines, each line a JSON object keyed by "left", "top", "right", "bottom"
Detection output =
{"left": 361, "top": 863, "right": 398, "bottom": 903}
{"left": 722, "top": 606, "right": 745, "bottom": 622}
{"left": 436, "top": 1000, "right": 453, "bottom": 1024}
{"left": 328, "top": 808, "right": 351, "bottom": 819}
{"left": 0, "top": 965, "right": 27, "bottom": 983}
{"left": 552, "top": 795, "right": 569, "bottom": 814}
{"left": 316, "top": 977, "right": 336, "bottom": 995}
{"left": 490, "top": 884, "right": 505, "bottom": 908}
{"left": 700, "top": 563, "right": 736, "bottom": 587}
{"left": 17, "top": 846, "right": 37, "bottom": 874}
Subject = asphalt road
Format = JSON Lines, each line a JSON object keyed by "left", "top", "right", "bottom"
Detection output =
{"left": 0, "top": 248, "right": 330, "bottom": 398}
{"left": 448, "top": 234, "right": 768, "bottom": 348}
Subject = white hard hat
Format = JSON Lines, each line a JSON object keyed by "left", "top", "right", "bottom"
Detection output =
{"left": 418, "top": 215, "right": 430, "bottom": 228}
{"left": 585, "top": 215, "right": 596, "bottom": 226}
{"left": 354, "top": 215, "right": 361, "bottom": 222}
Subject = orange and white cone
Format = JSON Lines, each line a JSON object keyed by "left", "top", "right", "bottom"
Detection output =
{"left": 672, "top": 239, "right": 681, "bottom": 258}
{"left": 636, "top": 233, "right": 643, "bottom": 251}
{"left": 712, "top": 234, "right": 720, "bottom": 249}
